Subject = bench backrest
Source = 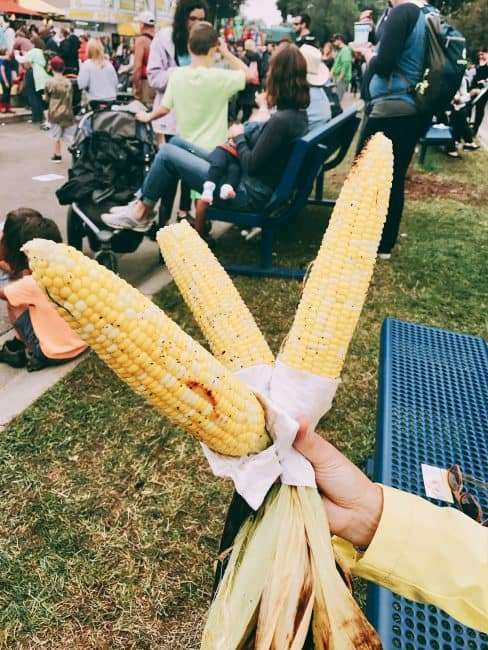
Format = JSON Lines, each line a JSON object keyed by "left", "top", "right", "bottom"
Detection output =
{"left": 266, "top": 106, "right": 360, "bottom": 214}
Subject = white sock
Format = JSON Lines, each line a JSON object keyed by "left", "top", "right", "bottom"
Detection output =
{"left": 220, "top": 184, "right": 236, "bottom": 200}
{"left": 201, "top": 181, "right": 216, "bottom": 204}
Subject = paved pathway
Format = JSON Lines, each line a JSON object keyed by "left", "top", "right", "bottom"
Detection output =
{"left": 0, "top": 120, "right": 177, "bottom": 427}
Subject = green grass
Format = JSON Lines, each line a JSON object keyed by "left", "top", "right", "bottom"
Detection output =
{"left": 0, "top": 147, "right": 487, "bottom": 648}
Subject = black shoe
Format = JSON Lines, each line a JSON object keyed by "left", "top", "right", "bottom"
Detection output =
{"left": 5, "top": 338, "right": 26, "bottom": 352}
{"left": 0, "top": 339, "right": 27, "bottom": 368}
{"left": 25, "top": 351, "right": 50, "bottom": 372}
{"left": 51, "top": 155, "right": 62, "bottom": 163}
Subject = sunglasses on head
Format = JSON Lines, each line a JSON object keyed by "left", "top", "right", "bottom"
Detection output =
{"left": 447, "top": 464, "right": 488, "bottom": 525}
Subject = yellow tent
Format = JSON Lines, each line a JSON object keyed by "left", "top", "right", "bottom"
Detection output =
{"left": 19, "top": 0, "right": 66, "bottom": 15}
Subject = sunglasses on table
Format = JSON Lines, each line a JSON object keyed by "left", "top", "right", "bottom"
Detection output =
{"left": 447, "top": 464, "right": 488, "bottom": 525}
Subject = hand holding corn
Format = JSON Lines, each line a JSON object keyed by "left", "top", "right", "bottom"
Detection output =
{"left": 23, "top": 133, "right": 393, "bottom": 649}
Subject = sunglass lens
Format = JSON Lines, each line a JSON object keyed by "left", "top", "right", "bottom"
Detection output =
{"left": 459, "top": 493, "right": 483, "bottom": 523}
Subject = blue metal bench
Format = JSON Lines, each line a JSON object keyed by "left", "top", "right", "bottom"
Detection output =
{"left": 206, "top": 107, "right": 360, "bottom": 280}
{"left": 367, "top": 318, "right": 488, "bottom": 649}
{"left": 419, "top": 125, "right": 454, "bottom": 167}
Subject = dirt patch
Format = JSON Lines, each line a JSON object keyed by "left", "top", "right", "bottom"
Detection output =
{"left": 406, "top": 173, "right": 487, "bottom": 203}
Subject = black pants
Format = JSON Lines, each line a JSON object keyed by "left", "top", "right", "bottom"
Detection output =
{"left": 357, "top": 112, "right": 431, "bottom": 254}
{"left": 1, "top": 82, "right": 11, "bottom": 105}
{"left": 450, "top": 107, "right": 473, "bottom": 144}
{"left": 473, "top": 91, "right": 488, "bottom": 136}
{"left": 23, "top": 69, "right": 45, "bottom": 122}
{"left": 208, "top": 147, "right": 241, "bottom": 191}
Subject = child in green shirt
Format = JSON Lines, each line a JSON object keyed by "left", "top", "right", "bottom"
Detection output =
{"left": 136, "top": 22, "right": 247, "bottom": 150}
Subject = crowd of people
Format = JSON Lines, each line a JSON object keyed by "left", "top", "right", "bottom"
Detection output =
{"left": 0, "top": 0, "right": 487, "bottom": 634}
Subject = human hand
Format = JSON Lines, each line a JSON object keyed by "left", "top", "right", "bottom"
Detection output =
{"left": 255, "top": 91, "right": 268, "bottom": 109}
{"left": 294, "top": 420, "right": 383, "bottom": 548}
{"left": 218, "top": 37, "right": 230, "bottom": 58}
{"left": 136, "top": 111, "right": 152, "bottom": 123}
{"left": 359, "top": 9, "right": 374, "bottom": 25}
{"left": 228, "top": 123, "right": 244, "bottom": 139}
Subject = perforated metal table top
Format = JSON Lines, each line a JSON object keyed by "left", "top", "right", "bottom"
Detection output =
{"left": 366, "top": 318, "right": 488, "bottom": 649}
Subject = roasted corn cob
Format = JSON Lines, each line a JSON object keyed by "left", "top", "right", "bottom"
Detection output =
{"left": 157, "top": 221, "right": 274, "bottom": 371}
{"left": 23, "top": 239, "right": 270, "bottom": 457}
{"left": 280, "top": 133, "right": 394, "bottom": 378}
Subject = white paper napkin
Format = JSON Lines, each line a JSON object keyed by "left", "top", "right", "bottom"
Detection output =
{"left": 202, "top": 362, "right": 340, "bottom": 510}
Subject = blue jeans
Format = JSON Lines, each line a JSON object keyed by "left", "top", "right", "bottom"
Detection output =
{"left": 14, "top": 310, "right": 65, "bottom": 366}
{"left": 140, "top": 137, "right": 271, "bottom": 212}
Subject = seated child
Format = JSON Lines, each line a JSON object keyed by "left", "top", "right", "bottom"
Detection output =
{"left": 200, "top": 121, "right": 265, "bottom": 204}
{"left": 0, "top": 208, "right": 87, "bottom": 372}
{"left": 194, "top": 93, "right": 271, "bottom": 235}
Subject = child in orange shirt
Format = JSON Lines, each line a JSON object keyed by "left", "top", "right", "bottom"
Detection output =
{"left": 0, "top": 208, "right": 87, "bottom": 372}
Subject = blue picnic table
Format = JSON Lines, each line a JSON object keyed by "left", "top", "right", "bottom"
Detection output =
{"left": 367, "top": 318, "right": 488, "bottom": 649}
{"left": 419, "top": 125, "right": 455, "bottom": 166}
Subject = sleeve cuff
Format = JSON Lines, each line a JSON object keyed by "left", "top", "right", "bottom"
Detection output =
{"left": 355, "top": 485, "right": 416, "bottom": 585}
{"left": 333, "top": 485, "right": 416, "bottom": 587}
{"left": 235, "top": 134, "right": 247, "bottom": 152}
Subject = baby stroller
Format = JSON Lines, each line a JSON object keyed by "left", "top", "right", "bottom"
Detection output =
{"left": 56, "top": 104, "right": 160, "bottom": 273}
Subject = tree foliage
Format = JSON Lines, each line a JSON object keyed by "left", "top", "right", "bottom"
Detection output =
{"left": 450, "top": 0, "right": 488, "bottom": 58}
{"left": 207, "top": 0, "right": 242, "bottom": 20}
{"left": 277, "top": 0, "right": 361, "bottom": 43}
{"left": 428, "top": 0, "right": 475, "bottom": 13}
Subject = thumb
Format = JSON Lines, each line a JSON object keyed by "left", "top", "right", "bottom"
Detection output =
{"left": 293, "top": 418, "right": 330, "bottom": 466}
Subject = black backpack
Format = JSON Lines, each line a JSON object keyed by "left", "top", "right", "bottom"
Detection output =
{"left": 414, "top": 5, "right": 467, "bottom": 114}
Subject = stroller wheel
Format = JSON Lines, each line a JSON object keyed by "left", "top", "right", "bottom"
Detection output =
{"left": 67, "top": 207, "right": 84, "bottom": 251}
{"left": 95, "top": 249, "right": 118, "bottom": 273}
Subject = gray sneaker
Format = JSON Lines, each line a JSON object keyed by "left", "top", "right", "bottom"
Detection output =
{"left": 101, "top": 204, "right": 154, "bottom": 232}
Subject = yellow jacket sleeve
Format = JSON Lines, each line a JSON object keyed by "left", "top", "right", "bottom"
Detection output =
{"left": 333, "top": 485, "right": 488, "bottom": 633}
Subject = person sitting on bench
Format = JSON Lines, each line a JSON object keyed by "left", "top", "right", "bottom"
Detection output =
{"left": 101, "top": 44, "right": 309, "bottom": 235}
{"left": 293, "top": 420, "right": 488, "bottom": 633}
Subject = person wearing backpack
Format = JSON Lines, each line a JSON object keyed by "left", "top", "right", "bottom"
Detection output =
{"left": 355, "top": 0, "right": 465, "bottom": 258}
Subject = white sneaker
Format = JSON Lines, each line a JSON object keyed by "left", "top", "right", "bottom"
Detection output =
{"left": 245, "top": 227, "right": 261, "bottom": 241}
{"left": 447, "top": 150, "right": 460, "bottom": 158}
{"left": 109, "top": 199, "right": 138, "bottom": 214}
{"left": 220, "top": 184, "right": 236, "bottom": 200}
{"left": 101, "top": 204, "right": 154, "bottom": 232}
{"left": 201, "top": 181, "right": 215, "bottom": 204}
{"left": 379, "top": 253, "right": 391, "bottom": 260}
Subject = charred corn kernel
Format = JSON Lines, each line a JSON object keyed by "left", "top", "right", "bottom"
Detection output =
{"left": 280, "top": 133, "right": 394, "bottom": 379}
{"left": 157, "top": 222, "right": 274, "bottom": 371}
{"left": 23, "top": 239, "right": 270, "bottom": 457}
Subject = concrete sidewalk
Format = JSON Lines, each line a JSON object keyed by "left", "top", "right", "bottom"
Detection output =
{"left": 0, "top": 121, "right": 173, "bottom": 427}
